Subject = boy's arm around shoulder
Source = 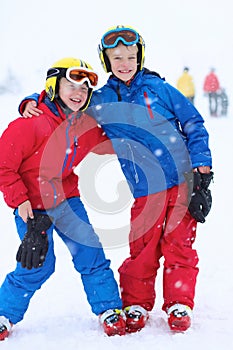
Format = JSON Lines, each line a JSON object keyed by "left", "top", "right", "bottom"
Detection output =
{"left": 18, "top": 92, "right": 41, "bottom": 117}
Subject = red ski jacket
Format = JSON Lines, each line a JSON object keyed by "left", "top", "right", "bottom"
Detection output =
{"left": 0, "top": 91, "right": 114, "bottom": 209}
{"left": 203, "top": 72, "right": 220, "bottom": 93}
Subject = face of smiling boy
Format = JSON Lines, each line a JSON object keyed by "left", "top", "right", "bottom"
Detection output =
{"left": 58, "top": 77, "right": 89, "bottom": 111}
{"left": 106, "top": 43, "right": 138, "bottom": 82}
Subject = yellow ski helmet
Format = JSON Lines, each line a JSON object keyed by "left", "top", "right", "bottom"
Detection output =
{"left": 45, "top": 57, "right": 98, "bottom": 111}
{"left": 98, "top": 25, "right": 145, "bottom": 73}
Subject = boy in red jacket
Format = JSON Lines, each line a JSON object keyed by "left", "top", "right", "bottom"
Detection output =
{"left": 0, "top": 57, "right": 126, "bottom": 340}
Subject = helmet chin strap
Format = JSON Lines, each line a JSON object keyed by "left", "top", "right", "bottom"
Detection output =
{"left": 55, "top": 97, "right": 77, "bottom": 117}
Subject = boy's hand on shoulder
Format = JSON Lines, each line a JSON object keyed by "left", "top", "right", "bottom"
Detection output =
{"left": 23, "top": 101, "right": 43, "bottom": 118}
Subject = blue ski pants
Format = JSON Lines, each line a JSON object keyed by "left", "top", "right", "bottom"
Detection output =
{"left": 0, "top": 197, "right": 122, "bottom": 324}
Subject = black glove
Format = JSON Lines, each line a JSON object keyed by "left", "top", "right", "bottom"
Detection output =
{"left": 16, "top": 213, "right": 52, "bottom": 269}
{"left": 184, "top": 170, "right": 214, "bottom": 223}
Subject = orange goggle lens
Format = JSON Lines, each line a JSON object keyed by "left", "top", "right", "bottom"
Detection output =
{"left": 66, "top": 67, "right": 98, "bottom": 88}
{"left": 102, "top": 28, "right": 139, "bottom": 48}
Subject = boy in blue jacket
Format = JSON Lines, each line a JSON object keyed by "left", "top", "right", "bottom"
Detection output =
{"left": 18, "top": 26, "right": 214, "bottom": 333}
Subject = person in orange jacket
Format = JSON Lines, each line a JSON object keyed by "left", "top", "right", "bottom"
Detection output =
{"left": 176, "top": 67, "right": 195, "bottom": 104}
{"left": 203, "top": 68, "right": 220, "bottom": 116}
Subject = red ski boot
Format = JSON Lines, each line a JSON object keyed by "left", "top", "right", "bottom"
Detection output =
{"left": 99, "top": 309, "right": 126, "bottom": 336}
{"left": 124, "top": 305, "right": 149, "bottom": 333}
{"left": 0, "top": 316, "right": 12, "bottom": 341}
{"left": 167, "top": 304, "right": 192, "bottom": 332}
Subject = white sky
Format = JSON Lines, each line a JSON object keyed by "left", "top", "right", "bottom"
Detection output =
{"left": 1, "top": 0, "right": 232, "bottom": 93}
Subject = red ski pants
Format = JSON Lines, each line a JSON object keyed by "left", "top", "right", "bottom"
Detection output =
{"left": 118, "top": 183, "right": 198, "bottom": 312}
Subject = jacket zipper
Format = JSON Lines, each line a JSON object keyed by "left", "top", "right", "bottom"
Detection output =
{"left": 127, "top": 142, "right": 139, "bottom": 184}
{"left": 143, "top": 91, "right": 154, "bottom": 119}
{"left": 49, "top": 114, "right": 78, "bottom": 207}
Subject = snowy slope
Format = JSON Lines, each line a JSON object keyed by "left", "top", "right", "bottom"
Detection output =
{"left": 0, "top": 91, "right": 232, "bottom": 350}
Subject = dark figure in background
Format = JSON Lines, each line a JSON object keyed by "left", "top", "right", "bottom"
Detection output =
{"left": 218, "top": 88, "right": 228, "bottom": 116}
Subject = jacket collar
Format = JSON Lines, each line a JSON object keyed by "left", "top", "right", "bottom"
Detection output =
{"left": 108, "top": 69, "right": 144, "bottom": 90}
{"left": 38, "top": 90, "right": 82, "bottom": 122}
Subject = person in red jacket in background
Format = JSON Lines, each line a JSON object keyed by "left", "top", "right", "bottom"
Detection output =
{"left": 0, "top": 57, "right": 126, "bottom": 341}
{"left": 203, "top": 68, "right": 220, "bottom": 116}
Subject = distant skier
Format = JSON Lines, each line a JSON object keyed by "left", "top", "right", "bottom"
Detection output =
{"left": 203, "top": 68, "right": 220, "bottom": 116}
{"left": 177, "top": 67, "right": 195, "bottom": 104}
{"left": 219, "top": 88, "right": 229, "bottom": 116}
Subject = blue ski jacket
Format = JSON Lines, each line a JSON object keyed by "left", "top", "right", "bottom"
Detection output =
{"left": 19, "top": 68, "right": 212, "bottom": 198}
{"left": 88, "top": 69, "right": 212, "bottom": 197}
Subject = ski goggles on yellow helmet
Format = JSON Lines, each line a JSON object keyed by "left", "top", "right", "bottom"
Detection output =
{"left": 101, "top": 27, "right": 140, "bottom": 49}
{"left": 47, "top": 67, "right": 98, "bottom": 89}
{"left": 66, "top": 67, "right": 98, "bottom": 88}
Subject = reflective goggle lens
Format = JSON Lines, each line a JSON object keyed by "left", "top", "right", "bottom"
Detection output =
{"left": 102, "top": 28, "right": 139, "bottom": 48}
{"left": 66, "top": 67, "right": 98, "bottom": 88}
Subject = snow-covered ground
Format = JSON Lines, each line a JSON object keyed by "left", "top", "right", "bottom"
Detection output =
{"left": 0, "top": 0, "right": 232, "bottom": 348}
{"left": 0, "top": 86, "right": 232, "bottom": 350}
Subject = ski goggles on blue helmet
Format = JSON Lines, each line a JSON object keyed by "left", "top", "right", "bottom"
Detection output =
{"left": 101, "top": 27, "right": 140, "bottom": 49}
